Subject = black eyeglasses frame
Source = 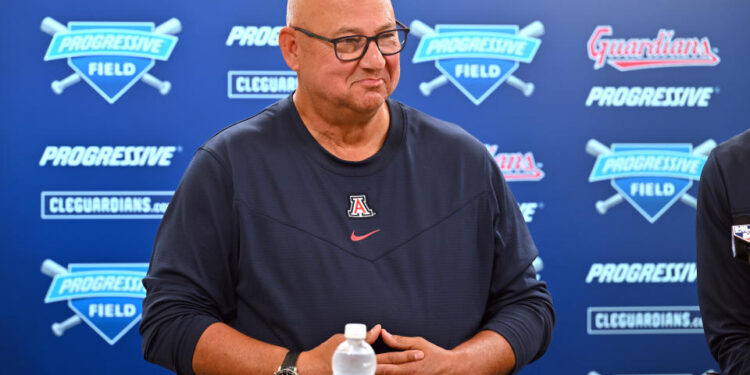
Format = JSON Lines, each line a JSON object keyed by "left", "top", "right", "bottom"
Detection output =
{"left": 292, "top": 21, "right": 410, "bottom": 62}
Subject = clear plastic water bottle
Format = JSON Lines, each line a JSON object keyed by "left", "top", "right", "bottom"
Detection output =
{"left": 332, "top": 323, "right": 376, "bottom": 375}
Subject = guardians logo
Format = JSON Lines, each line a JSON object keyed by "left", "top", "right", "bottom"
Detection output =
{"left": 588, "top": 26, "right": 720, "bottom": 71}
{"left": 586, "top": 139, "right": 715, "bottom": 223}
{"left": 41, "top": 17, "right": 181, "bottom": 103}
{"left": 41, "top": 259, "right": 148, "bottom": 345}
{"left": 410, "top": 20, "right": 543, "bottom": 105}
{"left": 485, "top": 144, "right": 545, "bottom": 182}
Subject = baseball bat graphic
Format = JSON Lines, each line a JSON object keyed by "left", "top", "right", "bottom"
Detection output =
{"left": 41, "top": 258, "right": 68, "bottom": 277}
{"left": 680, "top": 194, "right": 697, "bottom": 209}
{"left": 586, "top": 138, "right": 715, "bottom": 213}
{"left": 40, "top": 17, "right": 67, "bottom": 35}
{"left": 532, "top": 256, "right": 544, "bottom": 280}
{"left": 52, "top": 315, "right": 83, "bottom": 337}
{"left": 506, "top": 75, "right": 534, "bottom": 97}
{"left": 41, "top": 259, "right": 83, "bottom": 336}
{"left": 142, "top": 17, "right": 183, "bottom": 95}
{"left": 409, "top": 20, "right": 435, "bottom": 39}
{"left": 678, "top": 139, "right": 716, "bottom": 209}
{"left": 141, "top": 73, "right": 172, "bottom": 95}
{"left": 411, "top": 20, "right": 543, "bottom": 97}
{"left": 154, "top": 17, "right": 182, "bottom": 35}
{"left": 585, "top": 139, "right": 622, "bottom": 213}
{"left": 692, "top": 139, "right": 717, "bottom": 156}
{"left": 595, "top": 194, "right": 624, "bottom": 215}
{"left": 419, "top": 75, "right": 448, "bottom": 97}
{"left": 586, "top": 139, "right": 639, "bottom": 214}
{"left": 504, "top": 21, "right": 544, "bottom": 97}
{"left": 41, "top": 17, "right": 82, "bottom": 94}
{"left": 50, "top": 73, "right": 81, "bottom": 95}
{"left": 532, "top": 257, "right": 544, "bottom": 273}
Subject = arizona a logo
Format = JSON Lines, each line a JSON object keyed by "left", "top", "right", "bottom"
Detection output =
{"left": 348, "top": 195, "right": 375, "bottom": 218}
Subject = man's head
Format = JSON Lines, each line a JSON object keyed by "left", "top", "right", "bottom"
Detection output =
{"left": 280, "top": 0, "right": 401, "bottom": 116}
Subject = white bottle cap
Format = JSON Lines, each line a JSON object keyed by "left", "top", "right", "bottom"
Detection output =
{"left": 344, "top": 323, "right": 367, "bottom": 340}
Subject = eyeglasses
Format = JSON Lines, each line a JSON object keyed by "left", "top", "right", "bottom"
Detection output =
{"left": 292, "top": 21, "right": 410, "bottom": 62}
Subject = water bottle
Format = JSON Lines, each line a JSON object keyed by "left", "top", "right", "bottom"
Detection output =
{"left": 332, "top": 323, "right": 376, "bottom": 375}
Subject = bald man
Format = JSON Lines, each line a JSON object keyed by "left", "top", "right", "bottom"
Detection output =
{"left": 140, "top": 1, "right": 554, "bottom": 374}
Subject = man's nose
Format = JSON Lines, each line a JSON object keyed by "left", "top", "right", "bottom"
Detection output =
{"left": 359, "top": 39, "right": 386, "bottom": 68}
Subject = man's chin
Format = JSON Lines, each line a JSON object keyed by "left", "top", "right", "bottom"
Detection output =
{"left": 348, "top": 92, "right": 388, "bottom": 113}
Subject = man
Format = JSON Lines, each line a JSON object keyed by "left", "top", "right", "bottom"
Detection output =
{"left": 140, "top": 0, "right": 554, "bottom": 374}
{"left": 697, "top": 130, "right": 750, "bottom": 374}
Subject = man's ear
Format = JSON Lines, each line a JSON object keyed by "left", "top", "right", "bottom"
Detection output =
{"left": 279, "top": 27, "right": 300, "bottom": 72}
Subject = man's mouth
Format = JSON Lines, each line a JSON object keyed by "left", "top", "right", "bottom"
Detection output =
{"left": 355, "top": 77, "right": 385, "bottom": 87}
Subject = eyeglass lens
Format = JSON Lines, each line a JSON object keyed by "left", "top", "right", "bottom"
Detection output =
{"left": 336, "top": 30, "right": 407, "bottom": 60}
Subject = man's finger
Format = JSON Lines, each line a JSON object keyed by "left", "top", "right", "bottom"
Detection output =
{"left": 381, "top": 329, "right": 422, "bottom": 350}
{"left": 366, "top": 324, "right": 382, "bottom": 344}
{"left": 377, "top": 350, "right": 424, "bottom": 365}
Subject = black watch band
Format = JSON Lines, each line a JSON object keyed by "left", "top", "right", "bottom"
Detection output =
{"left": 275, "top": 351, "right": 300, "bottom": 375}
{"left": 281, "top": 351, "right": 300, "bottom": 369}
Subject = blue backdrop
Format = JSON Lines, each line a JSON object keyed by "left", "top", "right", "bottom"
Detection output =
{"left": 2, "top": 0, "right": 748, "bottom": 373}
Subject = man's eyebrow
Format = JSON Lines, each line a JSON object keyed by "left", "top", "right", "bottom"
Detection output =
{"left": 333, "top": 21, "right": 397, "bottom": 36}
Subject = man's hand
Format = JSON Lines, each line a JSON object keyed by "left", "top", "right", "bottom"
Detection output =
{"left": 297, "top": 324, "right": 383, "bottom": 375}
{"left": 376, "top": 329, "right": 458, "bottom": 375}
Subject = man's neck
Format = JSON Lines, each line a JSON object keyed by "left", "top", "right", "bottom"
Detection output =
{"left": 293, "top": 91, "right": 390, "bottom": 162}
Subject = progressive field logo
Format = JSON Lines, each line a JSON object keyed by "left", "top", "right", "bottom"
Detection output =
{"left": 588, "top": 26, "right": 720, "bottom": 71}
{"left": 410, "top": 20, "right": 543, "bottom": 105}
{"left": 42, "top": 259, "right": 148, "bottom": 345}
{"left": 42, "top": 17, "right": 180, "bottom": 103}
{"left": 587, "top": 306, "right": 703, "bottom": 335}
{"left": 41, "top": 191, "right": 172, "bottom": 219}
{"left": 586, "top": 139, "right": 715, "bottom": 223}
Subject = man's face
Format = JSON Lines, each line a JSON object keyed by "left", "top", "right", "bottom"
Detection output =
{"left": 293, "top": 0, "right": 400, "bottom": 114}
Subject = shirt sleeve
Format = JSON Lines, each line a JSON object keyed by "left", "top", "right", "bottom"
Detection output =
{"left": 140, "top": 147, "right": 239, "bottom": 375}
{"left": 480, "top": 158, "right": 555, "bottom": 374}
{"left": 696, "top": 150, "right": 750, "bottom": 374}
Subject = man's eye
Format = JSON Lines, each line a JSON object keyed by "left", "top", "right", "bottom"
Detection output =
{"left": 339, "top": 37, "right": 362, "bottom": 46}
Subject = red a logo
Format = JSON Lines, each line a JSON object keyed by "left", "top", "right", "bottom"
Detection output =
{"left": 347, "top": 195, "right": 375, "bottom": 218}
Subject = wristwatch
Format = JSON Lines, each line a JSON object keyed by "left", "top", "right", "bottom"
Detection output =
{"left": 274, "top": 351, "right": 300, "bottom": 375}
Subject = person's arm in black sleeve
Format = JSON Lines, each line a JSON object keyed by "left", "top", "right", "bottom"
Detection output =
{"left": 375, "top": 157, "right": 554, "bottom": 375}
{"left": 697, "top": 150, "right": 750, "bottom": 374}
{"left": 480, "top": 160, "right": 555, "bottom": 374}
{"left": 140, "top": 147, "right": 249, "bottom": 374}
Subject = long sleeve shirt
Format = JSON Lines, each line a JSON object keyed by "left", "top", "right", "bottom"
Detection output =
{"left": 140, "top": 96, "right": 555, "bottom": 374}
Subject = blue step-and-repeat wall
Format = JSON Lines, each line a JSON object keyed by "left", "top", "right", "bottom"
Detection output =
{"left": 2, "top": 0, "right": 748, "bottom": 373}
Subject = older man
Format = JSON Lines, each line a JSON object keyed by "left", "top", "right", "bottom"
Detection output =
{"left": 140, "top": 0, "right": 554, "bottom": 374}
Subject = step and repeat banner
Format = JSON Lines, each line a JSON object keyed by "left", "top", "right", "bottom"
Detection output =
{"left": 2, "top": 0, "right": 747, "bottom": 373}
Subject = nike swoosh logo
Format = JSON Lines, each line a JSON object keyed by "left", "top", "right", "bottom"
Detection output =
{"left": 350, "top": 229, "right": 381, "bottom": 242}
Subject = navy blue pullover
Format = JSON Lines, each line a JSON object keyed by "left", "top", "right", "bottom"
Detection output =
{"left": 140, "top": 96, "right": 554, "bottom": 374}
{"left": 697, "top": 130, "right": 750, "bottom": 374}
